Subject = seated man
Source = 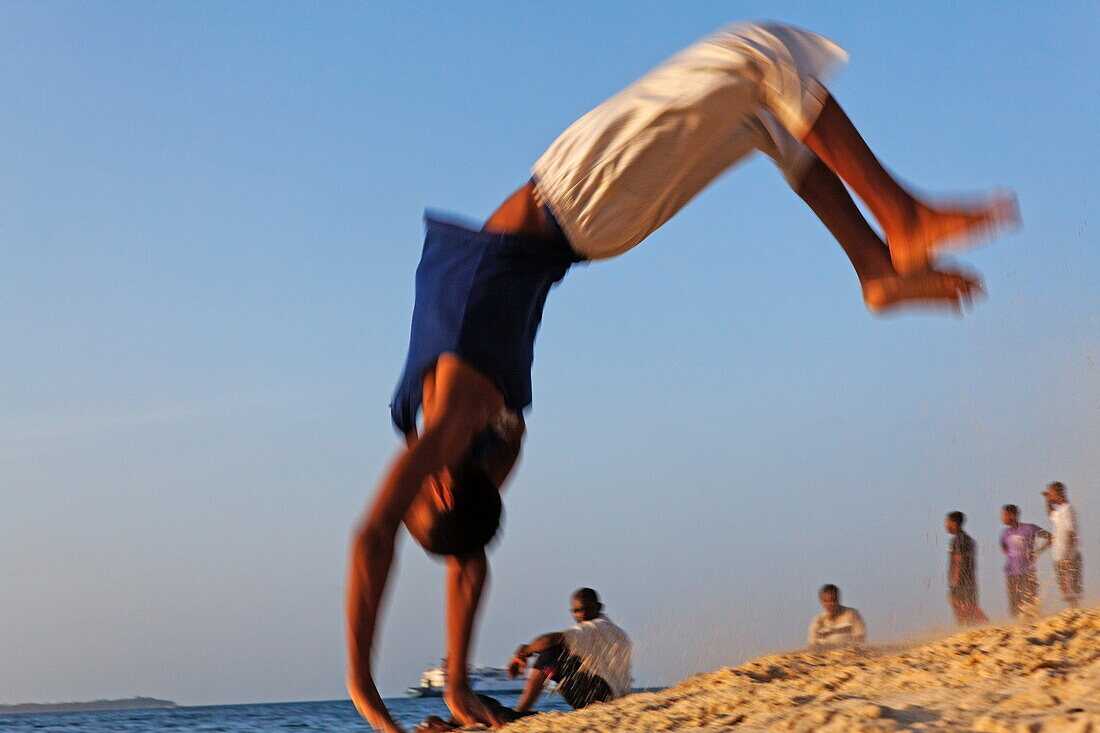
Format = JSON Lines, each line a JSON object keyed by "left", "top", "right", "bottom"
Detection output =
{"left": 807, "top": 584, "right": 866, "bottom": 650}
{"left": 509, "top": 588, "right": 632, "bottom": 712}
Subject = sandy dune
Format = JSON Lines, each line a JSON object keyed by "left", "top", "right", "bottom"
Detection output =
{"left": 502, "top": 608, "right": 1099, "bottom": 732}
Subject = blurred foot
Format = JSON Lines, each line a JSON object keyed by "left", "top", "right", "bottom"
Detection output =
{"left": 444, "top": 687, "right": 504, "bottom": 729}
{"left": 887, "top": 191, "right": 1019, "bottom": 275}
{"left": 862, "top": 267, "right": 984, "bottom": 314}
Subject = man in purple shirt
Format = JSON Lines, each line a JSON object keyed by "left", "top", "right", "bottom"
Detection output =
{"left": 999, "top": 504, "right": 1051, "bottom": 620}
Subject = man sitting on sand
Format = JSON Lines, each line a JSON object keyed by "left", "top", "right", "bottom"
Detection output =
{"left": 946, "top": 511, "right": 989, "bottom": 626}
{"left": 508, "top": 588, "right": 632, "bottom": 712}
{"left": 808, "top": 584, "right": 866, "bottom": 650}
{"left": 414, "top": 589, "right": 629, "bottom": 733}
{"left": 347, "top": 20, "right": 1018, "bottom": 731}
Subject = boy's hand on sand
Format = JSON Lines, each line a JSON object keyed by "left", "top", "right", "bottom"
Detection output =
{"left": 348, "top": 675, "right": 406, "bottom": 733}
{"left": 445, "top": 685, "right": 505, "bottom": 729}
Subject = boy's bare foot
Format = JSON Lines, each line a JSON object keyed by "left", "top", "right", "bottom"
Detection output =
{"left": 862, "top": 267, "right": 984, "bottom": 314}
{"left": 887, "top": 191, "right": 1019, "bottom": 275}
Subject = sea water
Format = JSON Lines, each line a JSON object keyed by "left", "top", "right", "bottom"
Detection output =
{"left": 0, "top": 695, "right": 574, "bottom": 732}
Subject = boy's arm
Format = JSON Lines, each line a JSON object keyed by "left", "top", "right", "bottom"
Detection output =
{"left": 851, "top": 611, "right": 866, "bottom": 643}
{"left": 1035, "top": 527, "right": 1052, "bottom": 553}
{"left": 346, "top": 522, "right": 405, "bottom": 733}
{"left": 443, "top": 551, "right": 503, "bottom": 728}
{"left": 950, "top": 552, "right": 962, "bottom": 587}
{"left": 348, "top": 356, "right": 505, "bottom": 731}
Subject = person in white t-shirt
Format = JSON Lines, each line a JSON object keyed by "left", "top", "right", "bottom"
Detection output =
{"left": 508, "top": 588, "right": 632, "bottom": 712}
{"left": 808, "top": 584, "right": 866, "bottom": 650}
{"left": 1044, "top": 482, "right": 1083, "bottom": 607}
{"left": 413, "top": 588, "right": 631, "bottom": 732}
{"left": 347, "top": 21, "right": 1018, "bottom": 731}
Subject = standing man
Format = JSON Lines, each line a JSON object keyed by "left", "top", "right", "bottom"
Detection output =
{"left": 945, "top": 511, "right": 988, "bottom": 626}
{"left": 1044, "top": 482, "right": 1083, "bottom": 608}
{"left": 999, "top": 504, "right": 1051, "bottom": 620}
{"left": 508, "top": 588, "right": 632, "bottom": 713}
{"left": 807, "top": 584, "right": 866, "bottom": 650}
{"left": 347, "top": 20, "right": 1018, "bottom": 731}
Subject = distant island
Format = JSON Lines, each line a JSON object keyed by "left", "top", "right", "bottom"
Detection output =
{"left": 0, "top": 696, "right": 177, "bottom": 715}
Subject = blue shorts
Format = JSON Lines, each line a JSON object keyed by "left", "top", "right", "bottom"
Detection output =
{"left": 390, "top": 211, "right": 580, "bottom": 435}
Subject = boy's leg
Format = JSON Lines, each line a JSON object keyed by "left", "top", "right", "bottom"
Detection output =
{"left": 1056, "top": 557, "right": 1083, "bottom": 607}
{"left": 346, "top": 354, "right": 504, "bottom": 732}
{"left": 795, "top": 157, "right": 981, "bottom": 312}
{"left": 1006, "top": 576, "right": 1021, "bottom": 618}
{"left": 1020, "top": 575, "right": 1041, "bottom": 620}
{"left": 484, "top": 181, "right": 552, "bottom": 238}
{"left": 949, "top": 594, "right": 965, "bottom": 625}
{"left": 802, "top": 96, "right": 1018, "bottom": 275}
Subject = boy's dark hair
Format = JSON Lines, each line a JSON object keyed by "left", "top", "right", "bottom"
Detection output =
{"left": 947, "top": 511, "right": 965, "bottom": 526}
{"left": 422, "top": 461, "right": 503, "bottom": 558}
{"left": 1003, "top": 504, "right": 1019, "bottom": 516}
{"left": 819, "top": 584, "right": 840, "bottom": 599}
{"left": 573, "top": 587, "right": 600, "bottom": 605}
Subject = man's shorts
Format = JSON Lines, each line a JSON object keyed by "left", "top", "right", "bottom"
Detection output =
{"left": 1006, "top": 574, "right": 1039, "bottom": 618}
{"left": 532, "top": 643, "right": 613, "bottom": 710}
{"left": 949, "top": 582, "right": 978, "bottom": 607}
{"left": 1055, "top": 556, "right": 1083, "bottom": 600}
{"left": 390, "top": 212, "right": 580, "bottom": 435}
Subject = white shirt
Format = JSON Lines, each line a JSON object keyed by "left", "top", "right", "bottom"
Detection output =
{"left": 533, "top": 21, "right": 847, "bottom": 261}
{"left": 1050, "top": 502, "right": 1079, "bottom": 561}
{"left": 807, "top": 606, "right": 866, "bottom": 649}
{"left": 562, "top": 615, "right": 632, "bottom": 699}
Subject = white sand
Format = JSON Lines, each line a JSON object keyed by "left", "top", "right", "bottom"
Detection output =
{"left": 499, "top": 607, "right": 1099, "bottom": 732}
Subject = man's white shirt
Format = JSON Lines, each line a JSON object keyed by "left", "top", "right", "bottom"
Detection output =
{"left": 807, "top": 606, "right": 866, "bottom": 648}
{"left": 1050, "top": 502, "right": 1079, "bottom": 562}
{"left": 562, "top": 615, "right": 632, "bottom": 699}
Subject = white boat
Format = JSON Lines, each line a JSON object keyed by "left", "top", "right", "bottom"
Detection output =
{"left": 404, "top": 663, "right": 530, "bottom": 698}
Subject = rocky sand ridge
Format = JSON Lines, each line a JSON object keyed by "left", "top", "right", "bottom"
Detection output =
{"left": 501, "top": 607, "right": 1099, "bottom": 732}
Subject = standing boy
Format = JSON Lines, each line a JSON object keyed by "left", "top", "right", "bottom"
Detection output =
{"left": 999, "top": 505, "right": 1051, "bottom": 620}
{"left": 945, "top": 511, "right": 988, "bottom": 625}
{"left": 347, "top": 21, "right": 1018, "bottom": 732}
{"left": 1044, "top": 482, "right": 1083, "bottom": 608}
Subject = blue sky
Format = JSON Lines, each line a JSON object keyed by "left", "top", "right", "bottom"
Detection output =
{"left": 2, "top": 1, "right": 1098, "bottom": 706}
